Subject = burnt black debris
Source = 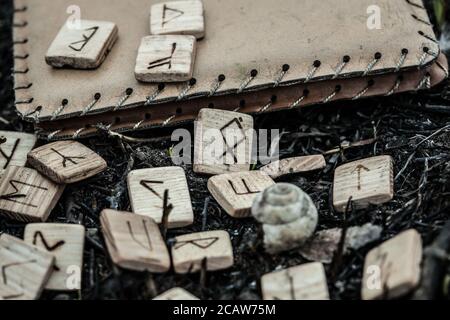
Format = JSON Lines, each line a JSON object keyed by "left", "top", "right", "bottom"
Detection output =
{"left": 1, "top": 0, "right": 449, "bottom": 300}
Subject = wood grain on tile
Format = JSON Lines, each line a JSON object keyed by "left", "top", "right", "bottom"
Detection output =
{"left": 150, "top": 0, "right": 205, "bottom": 39}
{"left": 24, "top": 223, "right": 85, "bottom": 291}
{"left": 127, "top": 166, "right": 193, "bottom": 228}
{"left": 0, "top": 166, "right": 65, "bottom": 222}
{"left": 333, "top": 155, "right": 394, "bottom": 212}
{"left": 0, "top": 131, "right": 36, "bottom": 173}
{"left": 101, "top": 209, "right": 171, "bottom": 272}
{"left": 261, "top": 262, "right": 329, "bottom": 300}
{"left": 362, "top": 229, "right": 422, "bottom": 300}
{"left": 260, "top": 155, "right": 326, "bottom": 179}
{"left": 135, "top": 35, "right": 196, "bottom": 82}
{"left": 194, "top": 108, "right": 254, "bottom": 176}
{"left": 208, "top": 171, "right": 275, "bottom": 218}
{"left": 0, "top": 234, "right": 54, "bottom": 300}
{"left": 171, "top": 230, "right": 233, "bottom": 274}
{"left": 27, "top": 140, "right": 107, "bottom": 184}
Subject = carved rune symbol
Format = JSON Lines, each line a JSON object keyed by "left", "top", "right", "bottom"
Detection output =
{"left": 32, "top": 231, "right": 65, "bottom": 272}
{"left": 352, "top": 164, "right": 370, "bottom": 190}
{"left": 228, "top": 179, "right": 259, "bottom": 195}
{"left": 51, "top": 148, "right": 85, "bottom": 167}
{"left": 0, "top": 180, "right": 48, "bottom": 207}
{"left": 127, "top": 220, "right": 152, "bottom": 251}
{"left": 140, "top": 180, "right": 172, "bottom": 210}
{"left": 0, "top": 138, "right": 19, "bottom": 169}
{"left": 0, "top": 255, "right": 37, "bottom": 299}
{"left": 218, "top": 117, "right": 246, "bottom": 164}
{"left": 173, "top": 236, "right": 219, "bottom": 250}
{"left": 162, "top": 5, "right": 184, "bottom": 26}
{"left": 148, "top": 42, "right": 177, "bottom": 70}
{"left": 68, "top": 26, "right": 99, "bottom": 52}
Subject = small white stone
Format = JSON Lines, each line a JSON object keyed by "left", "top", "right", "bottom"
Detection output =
{"left": 251, "top": 183, "right": 318, "bottom": 254}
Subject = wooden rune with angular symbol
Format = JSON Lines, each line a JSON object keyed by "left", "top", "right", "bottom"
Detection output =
{"left": 27, "top": 140, "right": 107, "bottom": 184}
{"left": 0, "top": 234, "right": 54, "bottom": 300}
{"left": 261, "top": 262, "right": 329, "bottom": 300}
{"left": 100, "top": 209, "right": 171, "bottom": 272}
{"left": 46, "top": 19, "right": 118, "bottom": 69}
{"left": 127, "top": 167, "right": 194, "bottom": 228}
{"left": 24, "top": 223, "right": 85, "bottom": 291}
{"left": 135, "top": 35, "right": 197, "bottom": 82}
{"left": 0, "top": 166, "right": 64, "bottom": 222}
{"left": 171, "top": 230, "right": 234, "bottom": 274}
{"left": 0, "top": 131, "right": 36, "bottom": 174}
{"left": 150, "top": 0, "right": 205, "bottom": 39}
{"left": 332, "top": 155, "right": 394, "bottom": 213}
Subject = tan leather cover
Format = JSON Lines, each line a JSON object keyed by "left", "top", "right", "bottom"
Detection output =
{"left": 12, "top": 0, "right": 447, "bottom": 139}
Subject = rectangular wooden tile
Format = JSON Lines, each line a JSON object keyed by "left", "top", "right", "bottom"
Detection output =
{"left": 0, "top": 166, "right": 65, "bottom": 222}
{"left": 24, "top": 223, "right": 85, "bottom": 291}
{"left": 100, "top": 209, "right": 171, "bottom": 272}
{"left": 135, "top": 35, "right": 196, "bottom": 82}
{"left": 171, "top": 230, "right": 233, "bottom": 274}
{"left": 153, "top": 287, "right": 199, "bottom": 300}
{"left": 150, "top": 0, "right": 205, "bottom": 39}
{"left": 260, "top": 155, "right": 326, "bottom": 179}
{"left": 362, "top": 229, "right": 422, "bottom": 300}
{"left": 207, "top": 171, "right": 275, "bottom": 217}
{"left": 261, "top": 262, "right": 329, "bottom": 300}
{"left": 333, "top": 155, "right": 394, "bottom": 212}
{"left": 46, "top": 19, "right": 118, "bottom": 69}
{"left": 127, "top": 166, "right": 193, "bottom": 228}
{"left": 0, "top": 234, "right": 54, "bottom": 300}
{"left": 0, "top": 131, "right": 36, "bottom": 172}
{"left": 27, "top": 140, "right": 107, "bottom": 184}
{"left": 194, "top": 108, "right": 254, "bottom": 175}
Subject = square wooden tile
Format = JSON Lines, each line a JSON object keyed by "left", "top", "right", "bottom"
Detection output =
{"left": 0, "top": 166, "right": 65, "bottom": 222}
{"left": 23, "top": 223, "right": 85, "bottom": 291}
{"left": 46, "top": 19, "right": 118, "bottom": 69}
{"left": 153, "top": 287, "right": 199, "bottom": 300}
{"left": 362, "top": 229, "right": 422, "bottom": 300}
{"left": 0, "top": 234, "right": 54, "bottom": 300}
{"left": 171, "top": 230, "right": 233, "bottom": 274}
{"left": 260, "top": 155, "right": 326, "bottom": 179}
{"left": 333, "top": 155, "right": 394, "bottom": 213}
{"left": 194, "top": 109, "right": 254, "bottom": 175}
{"left": 135, "top": 35, "right": 196, "bottom": 82}
{"left": 0, "top": 131, "right": 36, "bottom": 172}
{"left": 100, "top": 209, "right": 171, "bottom": 272}
{"left": 27, "top": 140, "right": 107, "bottom": 184}
{"left": 150, "top": 0, "right": 205, "bottom": 39}
{"left": 261, "top": 262, "right": 329, "bottom": 300}
{"left": 207, "top": 171, "right": 275, "bottom": 218}
{"left": 127, "top": 166, "right": 193, "bottom": 228}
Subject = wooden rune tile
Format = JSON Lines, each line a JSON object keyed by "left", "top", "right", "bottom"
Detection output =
{"left": 171, "top": 230, "right": 234, "bottom": 274}
{"left": 127, "top": 166, "right": 193, "bottom": 228}
{"left": 261, "top": 262, "right": 330, "bottom": 300}
{"left": 361, "top": 229, "right": 422, "bottom": 300}
{"left": 135, "top": 35, "right": 196, "bottom": 82}
{"left": 24, "top": 223, "right": 85, "bottom": 291}
{"left": 27, "top": 140, "right": 107, "bottom": 184}
{"left": 0, "top": 234, "right": 54, "bottom": 300}
{"left": 333, "top": 155, "right": 394, "bottom": 213}
{"left": 0, "top": 131, "right": 36, "bottom": 173}
{"left": 207, "top": 171, "right": 275, "bottom": 218}
{"left": 100, "top": 209, "right": 171, "bottom": 272}
{"left": 46, "top": 19, "right": 118, "bottom": 69}
{"left": 260, "top": 155, "right": 326, "bottom": 179}
{"left": 194, "top": 108, "right": 254, "bottom": 176}
{"left": 150, "top": 0, "right": 205, "bottom": 39}
{"left": 0, "top": 166, "right": 65, "bottom": 222}
{"left": 153, "top": 287, "right": 199, "bottom": 300}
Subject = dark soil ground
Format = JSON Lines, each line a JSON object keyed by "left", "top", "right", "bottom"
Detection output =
{"left": 1, "top": 0, "right": 449, "bottom": 300}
